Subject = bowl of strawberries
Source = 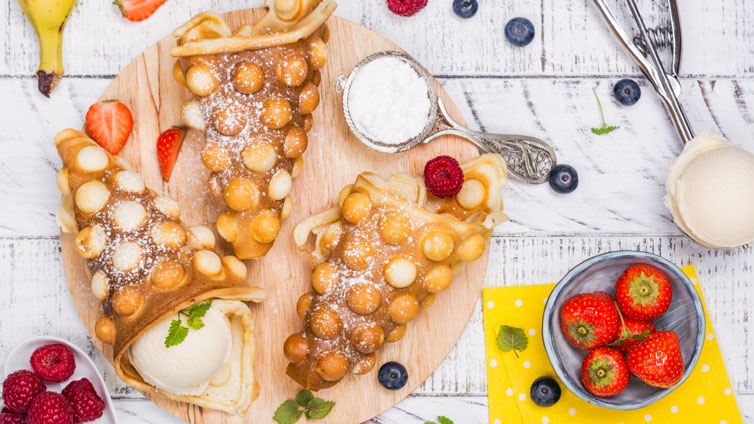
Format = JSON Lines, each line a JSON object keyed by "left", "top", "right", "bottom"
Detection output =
{"left": 542, "top": 251, "right": 705, "bottom": 410}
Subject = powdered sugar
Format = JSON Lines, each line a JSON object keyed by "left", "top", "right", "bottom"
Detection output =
{"left": 347, "top": 56, "right": 431, "bottom": 145}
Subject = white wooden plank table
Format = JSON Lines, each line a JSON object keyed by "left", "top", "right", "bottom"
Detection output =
{"left": 2, "top": 0, "right": 754, "bottom": 422}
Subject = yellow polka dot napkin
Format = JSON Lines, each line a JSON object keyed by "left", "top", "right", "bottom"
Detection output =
{"left": 483, "top": 265, "right": 742, "bottom": 424}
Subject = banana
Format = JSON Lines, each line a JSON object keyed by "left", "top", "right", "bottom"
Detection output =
{"left": 18, "top": 0, "right": 78, "bottom": 97}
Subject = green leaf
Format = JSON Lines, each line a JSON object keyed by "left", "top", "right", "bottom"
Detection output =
{"left": 437, "top": 417, "right": 454, "bottom": 424}
{"left": 295, "top": 390, "right": 314, "bottom": 407}
{"left": 304, "top": 398, "right": 335, "bottom": 419}
{"left": 496, "top": 325, "right": 528, "bottom": 358}
{"left": 186, "top": 301, "right": 212, "bottom": 330}
{"left": 165, "top": 319, "right": 188, "bottom": 347}
{"left": 590, "top": 88, "right": 619, "bottom": 136}
{"left": 425, "top": 422, "right": 436, "bottom": 424}
{"left": 273, "top": 400, "right": 303, "bottom": 424}
{"left": 591, "top": 125, "right": 619, "bottom": 135}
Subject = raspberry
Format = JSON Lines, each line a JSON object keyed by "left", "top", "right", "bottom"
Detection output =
{"left": 0, "top": 410, "right": 25, "bottom": 424}
{"left": 387, "top": 0, "right": 428, "bottom": 17}
{"left": 2, "top": 370, "right": 46, "bottom": 413}
{"left": 424, "top": 155, "right": 465, "bottom": 198}
{"left": 61, "top": 379, "right": 94, "bottom": 399}
{"left": 62, "top": 379, "right": 104, "bottom": 423}
{"left": 26, "top": 392, "right": 73, "bottom": 424}
{"left": 30, "top": 343, "right": 76, "bottom": 383}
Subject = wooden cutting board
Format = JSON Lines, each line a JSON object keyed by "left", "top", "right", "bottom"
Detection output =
{"left": 60, "top": 8, "right": 490, "bottom": 423}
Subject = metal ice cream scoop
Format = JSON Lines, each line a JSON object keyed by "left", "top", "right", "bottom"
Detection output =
{"left": 336, "top": 50, "right": 557, "bottom": 185}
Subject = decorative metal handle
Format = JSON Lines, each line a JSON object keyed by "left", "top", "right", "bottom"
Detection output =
{"left": 425, "top": 97, "right": 557, "bottom": 184}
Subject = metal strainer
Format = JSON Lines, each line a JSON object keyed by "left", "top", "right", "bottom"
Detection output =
{"left": 337, "top": 50, "right": 557, "bottom": 184}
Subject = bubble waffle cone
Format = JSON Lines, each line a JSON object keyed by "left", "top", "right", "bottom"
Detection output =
{"left": 54, "top": 129, "right": 266, "bottom": 414}
{"left": 171, "top": 1, "right": 336, "bottom": 259}
{"left": 284, "top": 154, "right": 508, "bottom": 390}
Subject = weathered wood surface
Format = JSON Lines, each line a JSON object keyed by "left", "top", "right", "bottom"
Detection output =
{"left": 2, "top": 0, "right": 752, "bottom": 77}
{"left": 2, "top": 77, "right": 754, "bottom": 238}
{"left": 2, "top": 0, "right": 754, "bottom": 422}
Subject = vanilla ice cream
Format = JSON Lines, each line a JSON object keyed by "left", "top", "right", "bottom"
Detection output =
{"left": 128, "top": 301, "right": 232, "bottom": 396}
{"left": 665, "top": 131, "right": 754, "bottom": 248}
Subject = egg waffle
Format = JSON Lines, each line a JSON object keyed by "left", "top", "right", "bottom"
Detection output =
{"left": 171, "top": 0, "right": 336, "bottom": 259}
{"left": 54, "top": 129, "right": 266, "bottom": 414}
{"left": 284, "top": 154, "right": 508, "bottom": 390}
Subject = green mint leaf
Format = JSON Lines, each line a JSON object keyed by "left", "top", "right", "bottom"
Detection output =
{"left": 273, "top": 400, "right": 303, "bottom": 424}
{"left": 591, "top": 125, "right": 620, "bottom": 135}
{"left": 186, "top": 301, "right": 212, "bottom": 330}
{"left": 437, "top": 417, "right": 454, "bottom": 424}
{"left": 304, "top": 398, "right": 335, "bottom": 419}
{"left": 425, "top": 422, "right": 436, "bottom": 424}
{"left": 165, "top": 319, "right": 188, "bottom": 347}
{"left": 295, "top": 390, "right": 314, "bottom": 407}
{"left": 591, "top": 88, "right": 619, "bottom": 136}
{"left": 496, "top": 325, "right": 528, "bottom": 358}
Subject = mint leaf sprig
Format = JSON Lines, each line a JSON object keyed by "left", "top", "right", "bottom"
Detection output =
{"left": 591, "top": 88, "right": 620, "bottom": 135}
{"left": 496, "top": 325, "right": 529, "bottom": 358}
{"left": 425, "top": 416, "right": 455, "bottom": 424}
{"left": 164, "top": 301, "right": 212, "bottom": 347}
{"left": 274, "top": 390, "right": 335, "bottom": 423}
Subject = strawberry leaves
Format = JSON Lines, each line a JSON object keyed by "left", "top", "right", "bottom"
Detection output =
{"left": 273, "top": 390, "right": 335, "bottom": 423}
{"left": 496, "top": 325, "right": 528, "bottom": 358}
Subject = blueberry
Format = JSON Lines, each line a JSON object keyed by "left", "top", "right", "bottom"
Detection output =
{"left": 530, "top": 377, "right": 561, "bottom": 407}
{"left": 505, "top": 17, "right": 535, "bottom": 47}
{"left": 548, "top": 164, "right": 579, "bottom": 194}
{"left": 613, "top": 79, "right": 641, "bottom": 106}
{"left": 453, "top": 0, "right": 478, "bottom": 18}
{"left": 378, "top": 361, "right": 408, "bottom": 390}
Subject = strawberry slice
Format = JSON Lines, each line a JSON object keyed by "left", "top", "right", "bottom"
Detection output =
{"left": 85, "top": 100, "right": 134, "bottom": 155}
{"left": 157, "top": 127, "right": 186, "bottom": 181}
{"left": 114, "top": 0, "right": 168, "bottom": 22}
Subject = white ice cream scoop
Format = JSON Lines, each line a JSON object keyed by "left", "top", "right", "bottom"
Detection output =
{"left": 128, "top": 302, "right": 232, "bottom": 396}
{"left": 594, "top": 0, "right": 754, "bottom": 249}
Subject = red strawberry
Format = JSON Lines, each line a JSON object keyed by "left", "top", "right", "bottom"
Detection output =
{"left": 30, "top": 343, "right": 76, "bottom": 383}
{"left": 2, "top": 370, "right": 46, "bottom": 413}
{"left": 26, "top": 392, "right": 73, "bottom": 424}
{"left": 156, "top": 127, "right": 186, "bottom": 181}
{"left": 627, "top": 331, "right": 685, "bottom": 388}
{"left": 560, "top": 291, "right": 620, "bottom": 350}
{"left": 581, "top": 347, "right": 630, "bottom": 397}
{"left": 85, "top": 100, "right": 134, "bottom": 155}
{"left": 611, "top": 318, "right": 657, "bottom": 354}
{"left": 114, "top": 0, "right": 168, "bottom": 22}
{"left": 615, "top": 264, "right": 673, "bottom": 320}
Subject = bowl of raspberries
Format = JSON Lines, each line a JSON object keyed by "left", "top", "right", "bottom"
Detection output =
{"left": 1, "top": 337, "right": 114, "bottom": 423}
{"left": 542, "top": 251, "right": 705, "bottom": 410}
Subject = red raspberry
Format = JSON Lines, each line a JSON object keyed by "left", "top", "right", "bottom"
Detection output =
{"left": 0, "top": 410, "right": 25, "bottom": 424}
{"left": 387, "top": 0, "right": 428, "bottom": 16}
{"left": 30, "top": 343, "right": 76, "bottom": 383}
{"left": 424, "top": 155, "right": 465, "bottom": 198}
{"left": 62, "top": 380, "right": 104, "bottom": 423}
{"left": 26, "top": 392, "right": 73, "bottom": 424}
{"left": 2, "top": 370, "right": 46, "bottom": 413}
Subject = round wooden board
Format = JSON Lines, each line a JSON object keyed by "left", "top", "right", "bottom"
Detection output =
{"left": 60, "top": 8, "right": 489, "bottom": 423}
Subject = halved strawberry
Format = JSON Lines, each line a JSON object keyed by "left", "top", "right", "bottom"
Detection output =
{"left": 114, "top": 0, "right": 168, "bottom": 22}
{"left": 157, "top": 127, "right": 186, "bottom": 181}
{"left": 85, "top": 100, "right": 133, "bottom": 155}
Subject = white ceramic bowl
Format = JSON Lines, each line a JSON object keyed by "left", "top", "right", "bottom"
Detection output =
{"left": 4, "top": 336, "right": 117, "bottom": 423}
